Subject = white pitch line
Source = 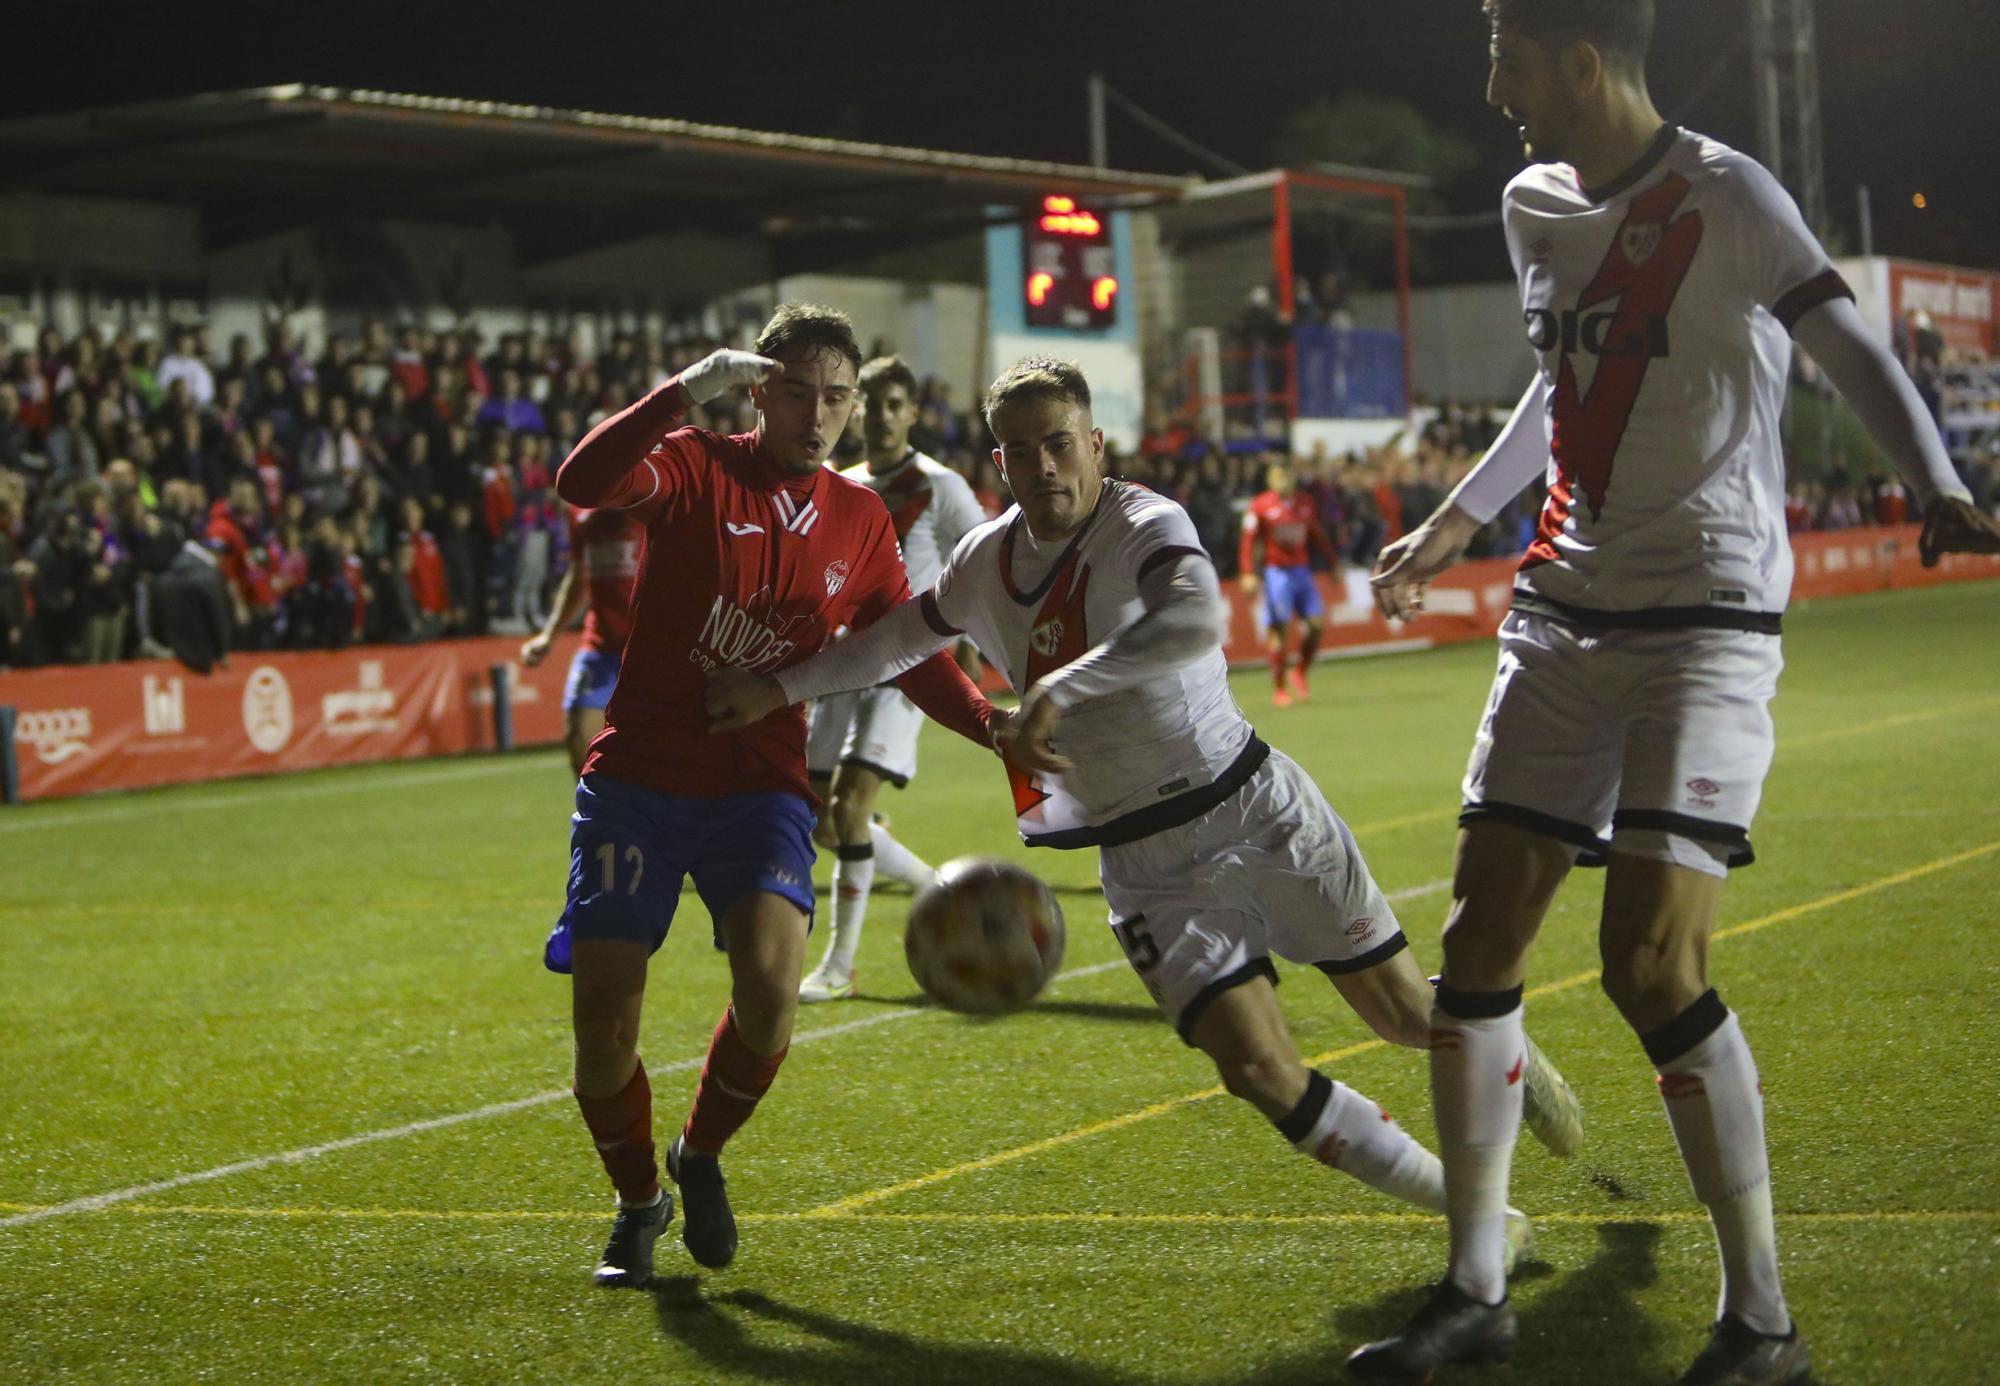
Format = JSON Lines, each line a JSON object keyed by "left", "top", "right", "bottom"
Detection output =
{"left": 0, "top": 953, "right": 1141, "bottom": 1231}
{"left": 0, "top": 875, "right": 1452, "bottom": 1232}
{"left": 0, "top": 753, "right": 561, "bottom": 835}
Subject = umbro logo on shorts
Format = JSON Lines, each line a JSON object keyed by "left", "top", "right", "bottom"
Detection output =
{"left": 1344, "top": 916, "right": 1373, "bottom": 940}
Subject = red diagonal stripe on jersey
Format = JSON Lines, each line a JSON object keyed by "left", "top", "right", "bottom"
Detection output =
{"left": 880, "top": 467, "right": 934, "bottom": 542}
{"left": 1007, "top": 555, "right": 1092, "bottom": 819}
{"left": 1525, "top": 172, "right": 1705, "bottom": 568}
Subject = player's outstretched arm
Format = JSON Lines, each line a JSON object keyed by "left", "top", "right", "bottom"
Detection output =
{"left": 1371, "top": 375, "right": 1549, "bottom": 619}
{"left": 1790, "top": 297, "right": 1998, "bottom": 566}
{"left": 892, "top": 649, "right": 998, "bottom": 751}
{"left": 520, "top": 559, "right": 584, "bottom": 667}
{"left": 1036, "top": 551, "right": 1229, "bottom": 711}
{"left": 1005, "top": 550, "right": 1226, "bottom": 774}
{"left": 705, "top": 596, "right": 954, "bottom": 734}
{"left": 1370, "top": 505, "right": 1482, "bottom": 621}
{"left": 555, "top": 349, "right": 779, "bottom": 508}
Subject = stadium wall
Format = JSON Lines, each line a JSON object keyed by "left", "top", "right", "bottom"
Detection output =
{"left": 4, "top": 527, "right": 1994, "bottom": 803}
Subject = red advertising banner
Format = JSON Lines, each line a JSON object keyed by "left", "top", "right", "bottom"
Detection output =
{"left": 1209, "top": 524, "right": 1997, "bottom": 668}
{"left": 4, "top": 528, "right": 1994, "bottom": 802}
{"left": 3, "top": 632, "right": 583, "bottom": 802}
{"left": 1889, "top": 260, "right": 1999, "bottom": 355}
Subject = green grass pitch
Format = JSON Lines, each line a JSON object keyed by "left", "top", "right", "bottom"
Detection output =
{"left": 2, "top": 581, "right": 1996, "bottom": 1384}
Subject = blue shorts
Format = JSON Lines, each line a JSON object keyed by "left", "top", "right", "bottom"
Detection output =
{"left": 542, "top": 775, "right": 817, "bottom": 973}
{"left": 1263, "top": 564, "right": 1324, "bottom": 626}
{"left": 562, "top": 647, "right": 622, "bottom": 712}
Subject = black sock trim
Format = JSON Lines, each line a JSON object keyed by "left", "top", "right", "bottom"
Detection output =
{"left": 1641, "top": 988, "right": 1727, "bottom": 1066}
{"left": 1275, "top": 1069, "right": 1335, "bottom": 1145}
{"left": 835, "top": 842, "right": 876, "bottom": 863}
{"left": 1435, "top": 983, "right": 1523, "bottom": 1021}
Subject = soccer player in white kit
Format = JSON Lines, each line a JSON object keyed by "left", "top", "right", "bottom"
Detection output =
{"left": 1348, "top": 4, "right": 2000, "bottom": 1384}
{"left": 799, "top": 356, "right": 991, "bottom": 1002}
{"left": 709, "top": 358, "right": 1586, "bottom": 1269}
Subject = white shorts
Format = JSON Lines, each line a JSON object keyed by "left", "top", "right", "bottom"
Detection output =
{"left": 1461, "top": 611, "right": 1784, "bottom": 878}
{"left": 1097, "top": 749, "right": 1406, "bottom": 1042}
{"left": 804, "top": 685, "right": 925, "bottom": 787}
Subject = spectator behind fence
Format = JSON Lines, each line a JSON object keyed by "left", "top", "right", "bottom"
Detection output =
{"left": 6, "top": 313, "right": 1932, "bottom": 676}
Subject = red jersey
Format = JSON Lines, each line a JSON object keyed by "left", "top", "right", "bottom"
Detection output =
{"left": 568, "top": 506, "right": 643, "bottom": 655}
{"left": 562, "top": 385, "right": 990, "bottom": 803}
{"left": 1240, "top": 489, "right": 1334, "bottom": 571}
{"left": 405, "top": 530, "right": 450, "bottom": 616}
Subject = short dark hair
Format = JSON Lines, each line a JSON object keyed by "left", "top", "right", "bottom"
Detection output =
{"left": 1485, "top": 0, "right": 1654, "bottom": 68}
{"left": 983, "top": 358, "right": 1092, "bottom": 432}
{"left": 754, "top": 302, "right": 862, "bottom": 373}
{"left": 859, "top": 354, "right": 919, "bottom": 398}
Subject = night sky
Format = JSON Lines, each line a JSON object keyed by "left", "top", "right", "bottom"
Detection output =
{"left": 10, "top": 0, "right": 1994, "bottom": 281}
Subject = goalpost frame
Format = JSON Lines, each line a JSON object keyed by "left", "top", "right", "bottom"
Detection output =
{"left": 1270, "top": 168, "right": 1415, "bottom": 420}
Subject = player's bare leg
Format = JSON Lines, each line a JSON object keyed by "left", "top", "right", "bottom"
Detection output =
{"left": 569, "top": 937, "right": 671, "bottom": 1287}
{"left": 1266, "top": 622, "right": 1294, "bottom": 707}
{"left": 1187, "top": 976, "right": 1539, "bottom": 1265}
{"left": 671, "top": 891, "right": 808, "bottom": 1269}
{"left": 801, "top": 763, "right": 885, "bottom": 1001}
{"left": 563, "top": 708, "right": 604, "bottom": 778}
{"left": 1601, "top": 854, "right": 1805, "bottom": 1381}
{"left": 1289, "top": 614, "right": 1322, "bottom": 700}
{"left": 1326, "top": 939, "right": 1583, "bottom": 1158}
{"left": 1349, "top": 822, "right": 1566, "bottom": 1379}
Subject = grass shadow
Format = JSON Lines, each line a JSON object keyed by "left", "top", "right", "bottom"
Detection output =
{"left": 1224, "top": 1219, "right": 1666, "bottom": 1386}
{"left": 651, "top": 1279, "right": 1144, "bottom": 1386}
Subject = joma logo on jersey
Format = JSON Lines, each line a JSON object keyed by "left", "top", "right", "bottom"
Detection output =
{"left": 698, "top": 593, "right": 801, "bottom": 672}
{"left": 1524, "top": 306, "right": 1670, "bottom": 360}
{"left": 1029, "top": 618, "right": 1066, "bottom": 657}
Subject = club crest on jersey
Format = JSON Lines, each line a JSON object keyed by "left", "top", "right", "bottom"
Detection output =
{"left": 1030, "top": 618, "right": 1066, "bottom": 657}
{"left": 823, "top": 559, "right": 850, "bottom": 596}
{"left": 1621, "top": 222, "right": 1662, "bottom": 268}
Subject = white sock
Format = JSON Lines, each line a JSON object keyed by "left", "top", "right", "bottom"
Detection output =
{"left": 1652, "top": 997, "right": 1789, "bottom": 1336}
{"left": 822, "top": 844, "right": 874, "bottom": 976}
{"left": 869, "top": 821, "right": 933, "bottom": 889}
{"left": 1430, "top": 989, "right": 1526, "bottom": 1304}
{"left": 1279, "top": 1071, "right": 1447, "bottom": 1212}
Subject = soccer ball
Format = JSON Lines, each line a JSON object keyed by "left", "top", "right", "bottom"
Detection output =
{"left": 904, "top": 857, "right": 1066, "bottom": 1015}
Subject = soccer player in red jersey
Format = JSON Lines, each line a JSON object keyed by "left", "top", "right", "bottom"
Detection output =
{"left": 1238, "top": 461, "right": 1338, "bottom": 706}
{"left": 547, "top": 304, "right": 996, "bottom": 1288}
{"left": 520, "top": 504, "right": 644, "bottom": 775}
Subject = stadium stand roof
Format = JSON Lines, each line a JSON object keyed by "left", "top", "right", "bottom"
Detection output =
{"left": 0, "top": 85, "right": 1198, "bottom": 274}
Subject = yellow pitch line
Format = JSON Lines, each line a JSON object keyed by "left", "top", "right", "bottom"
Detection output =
{"left": 804, "top": 835, "right": 2000, "bottom": 1218}
{"left": 1350, "top": 806, "right": 1457, "bottom": 835}
{"left": 1782, "top": 693, "right": 2000, "bottom": 750}
{"left": 0, "top": 1200, "right": 1991, "bottom": 1229}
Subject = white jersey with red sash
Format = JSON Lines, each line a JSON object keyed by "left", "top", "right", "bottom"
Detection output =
{"left": 1505, "top": 124, "right": 1849, "bottom": 626}
{"left": 926, "top": 481, "right": 1256, "bottom": 847}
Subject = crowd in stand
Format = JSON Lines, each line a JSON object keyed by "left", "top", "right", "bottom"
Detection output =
{"left": 2, "top": 316, "right": 1994, "bottom": 672}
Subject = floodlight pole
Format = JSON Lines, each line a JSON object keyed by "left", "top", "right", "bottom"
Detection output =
{"left": 1087, "top": 73, "right": 1108, "bottom": 170}
{"left": 1748, "top": 0, "right": 1827, "bottom": 235}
